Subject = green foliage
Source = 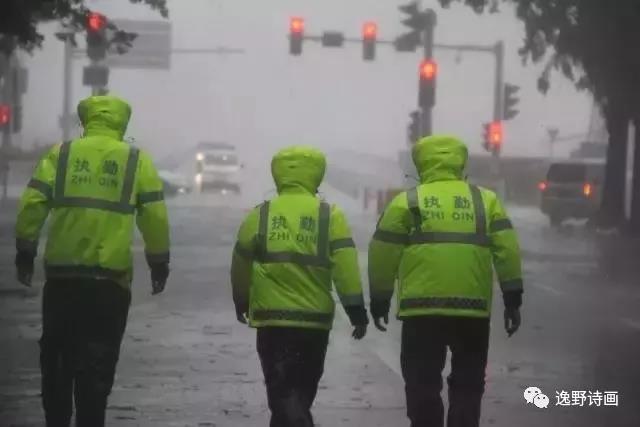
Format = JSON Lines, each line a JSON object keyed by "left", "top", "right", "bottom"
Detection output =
{"left": 0, "top": 0, "right": 168, "bottom": 55}
{"left": 436, "top": 0, "right": 640, "bottom": 111}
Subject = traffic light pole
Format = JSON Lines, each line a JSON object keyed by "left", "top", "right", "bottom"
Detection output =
{"left": 420, "top": 38, "right": 507, "bottom": 194}
{"left": 420, "top": 10, "right": 436, "bottom": 137}
{"left": 429, "top": 41, "right": 505, "bottom": 130}
{"left": 90, "top": 57, "right": 108, "bottom": 96}
{"left": 62, "top": 32, "right": 74, "bottom": 141}
{"left": 492, "top": 41, "right": 505, "bottom": 164}
{"left": 431, "top": 39, "right": 506, "bottom": 190}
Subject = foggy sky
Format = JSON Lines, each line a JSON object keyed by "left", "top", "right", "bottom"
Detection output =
{"left": 19, "top": 0, "right": 593, "bottom": 164}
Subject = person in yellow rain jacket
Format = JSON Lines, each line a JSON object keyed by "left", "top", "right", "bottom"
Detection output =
{"left": 368, "top": 135, "right": 523, "bottom": 427}
{"left": 231, "top": 146, "right": 368, "bottom": 427}
{"left": 14, "top": 95, "right": 170, "bottom": 427}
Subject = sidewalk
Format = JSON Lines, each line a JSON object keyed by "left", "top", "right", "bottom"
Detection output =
{"left": 1, "top": 297, "right": 406, "bottom": 426}
{"left": 0, "top": 218, "right": 406, "bottom": 426}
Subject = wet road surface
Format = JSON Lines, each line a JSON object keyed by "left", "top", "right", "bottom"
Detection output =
{"left": 1, "top": 193, "right": 639, "bottom": 426}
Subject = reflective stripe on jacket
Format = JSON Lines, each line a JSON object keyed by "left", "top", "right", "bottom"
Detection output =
{"left": 15, "top": 96, "right": 170, "bottom": 290}
{"left": 231, "top": 193, "right": 364, "bottom": 330}
{"left": 369, "top": 181, "right": 523, "bottom": 319}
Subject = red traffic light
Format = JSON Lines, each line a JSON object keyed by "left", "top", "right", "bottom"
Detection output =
{"left": 290, "top": 17, "right": 304, "bottom": 34}
{"left": 420, "top": 59, "right": 437, "bottom": 80}
{"left": 87, "top": 12, "right": 107, "bottom": 32}
{"left": 0, "top": 104, "right": 10, "bottom": 126}
{"left": 363, "top": 22, "right": 377, "bottom": 40}
{"left": 488, "top": 121, "right": 503, "bottom": 145}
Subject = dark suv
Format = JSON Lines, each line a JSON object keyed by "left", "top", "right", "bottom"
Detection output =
{"left": 539, "top": 160, "right": 605, "bottom": 227}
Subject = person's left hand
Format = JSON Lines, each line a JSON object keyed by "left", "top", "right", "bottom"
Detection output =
{"left": 150, "top": 262, "right": 169, "bottom": 295}
{"left": 236, "top": 309, "right": 248, "bottom": 324}
{"left": 15, "top": 251, "right": 34, "bottom": 287}
{"left": 504, "top": 308, "right": 521, "bottom": 337}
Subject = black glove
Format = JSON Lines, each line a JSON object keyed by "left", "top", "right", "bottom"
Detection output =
{"left": 235, "top": 305, "right": 248, "bottom": 324}
{"left": 503, "top": 290, "right": 522, "bottom": 310}
{"left": 352, "top": 324, "right": 367, "bottom": 340}
{"left": 504, "top": 308, "right": 521, "bottom": 337}
{"left": 344, "top": 306, "right": 368, "bottom": 340}
{"left": 503, "top": 290, "right": 522, "bottom": 337}
{"left": 15, "top": 251, "right": 35, "bottom": 287}
{"left": 150, "top": 262, "right": 169, "bottom": 295}
{"left": 370, "top": 299, "right": 390, "bottom": 332}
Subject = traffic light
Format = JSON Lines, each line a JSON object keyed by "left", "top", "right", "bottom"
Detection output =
{"left": 289, "top": 17, "right": 304, "bottom": 55}
{"left": 0, "top": 104, "right": 10, "bottom": 128}
{"left": 419, "top": 59, "right": 437, "bottom": 108}
{"left": 362, "top": 22, "right": 377, "bottom": 61}
{"left": 408, "top": 110, "right": 420, "bottom": 143}
{"left": 503, "top": 83, "right": 520, "bottom": 120}
{"left": 395, "top": 1, "right": 424, "bottom": 52}
{"left": 482, "top": 121, "right": 503, "bottom": 153}
{"left": 86, "top": 12, "right": 108, "bottom": 61}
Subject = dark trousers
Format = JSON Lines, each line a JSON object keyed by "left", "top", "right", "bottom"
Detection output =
{"left": 401, "top": 316, "right": 490, "bottom": 427}
{"left": 256, "top": 327, "right": 330, "bottom": 427}
{"left": 40, "top": 279, "right": 131, "bottom": 427}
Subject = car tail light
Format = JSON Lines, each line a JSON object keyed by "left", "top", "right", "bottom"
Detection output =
{"left": 583, "top": 183, "right": 592, "bottom": 197}
{"left": 538, "top": 181, "right": 547, "bottom": 191}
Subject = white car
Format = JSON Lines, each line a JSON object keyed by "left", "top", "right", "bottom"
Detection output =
{"left": 194, "top": 142, "right": 242, "bottom": 194}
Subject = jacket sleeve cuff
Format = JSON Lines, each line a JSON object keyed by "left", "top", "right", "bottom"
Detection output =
{"left": 503, "top": 290, "right": 523, "bottom": 309}
{"left": 16, "top": 238, "right": 38, "bottom": 256}
{"left": 344, "top": 306, "right": 369, "bottom": 326}
{"left": 145, "top": 251, "right": 170, "bottom": 266}
{"left": 233, "top": 298, "right": 249, "bottom": 313}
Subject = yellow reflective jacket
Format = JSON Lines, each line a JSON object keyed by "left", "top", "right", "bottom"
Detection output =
{"left": 15, "top": 95, "right": 170, "bottom": 290}
{"left": 368, "top": 135, "right": 523, "bottom": 318}
{"left": 231, "top": 146, "right": 365, "bottom": 330}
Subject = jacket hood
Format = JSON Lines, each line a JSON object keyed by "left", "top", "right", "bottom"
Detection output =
{"left": 77, "top": 95, "right": 131, "bottom": 141}
{"left": 271, "top": 146, "right": 326, "bottom": 194}
{"left": 412, "top": 135, "right": 468, "bottom": 183}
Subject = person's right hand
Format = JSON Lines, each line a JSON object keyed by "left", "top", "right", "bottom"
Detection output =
{"left": 150, "top": 262, "right": 169, "bottom": 295}
{"left": 15, "top": 251, "right": 34, "bottom": 287}
{"left": 370, "top": 299, "right": 390, "bottom": 332}
{"left": 352, "top": 324, "right": 367, "bottom": 340}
